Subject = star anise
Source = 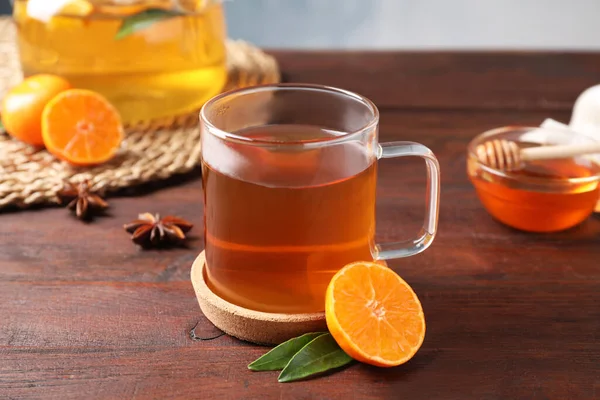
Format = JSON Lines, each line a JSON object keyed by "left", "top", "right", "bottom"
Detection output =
{"left": 57, "top": 180, "right": 108, "bottom": 220}
{"left": 124, "top": 213, "right": 193, "bottom": 247}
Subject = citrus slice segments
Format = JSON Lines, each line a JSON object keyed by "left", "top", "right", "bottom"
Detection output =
{"left": 325, "top": 261, "right": 426, "bottom": 367}
{"left": 42, "top": 89, "right": 123, "bottom": 166}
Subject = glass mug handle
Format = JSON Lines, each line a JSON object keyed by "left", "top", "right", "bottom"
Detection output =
{"left": 374, "top": 141, "right": 441, "bottom": 260}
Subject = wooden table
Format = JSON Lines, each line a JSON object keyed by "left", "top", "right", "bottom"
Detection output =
{"left": 2, "top": 52, "right": 599, "bottom": 400}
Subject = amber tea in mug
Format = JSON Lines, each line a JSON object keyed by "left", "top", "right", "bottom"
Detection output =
{"left": 201, "top": 85, "right": 440, "bottom": 314}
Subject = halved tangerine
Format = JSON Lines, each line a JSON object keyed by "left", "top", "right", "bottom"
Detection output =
{"left": 325, "top": 261, "right": 426, "bottom": 367}
{"left": 42, "top": 89, "right": 123, "bottom": 166}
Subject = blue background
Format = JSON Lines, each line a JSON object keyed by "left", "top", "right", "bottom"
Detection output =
{"left": 3, "top": 0, "right": 600, "bottom": 50}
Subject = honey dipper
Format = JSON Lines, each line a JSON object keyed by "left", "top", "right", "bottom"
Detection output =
{"left": 476, "top": 139, "right": 600, "bottom": 171}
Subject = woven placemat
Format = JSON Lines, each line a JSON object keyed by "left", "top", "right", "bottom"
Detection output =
{"left": 0, "top": 17, "right": 280, "bottom": 209}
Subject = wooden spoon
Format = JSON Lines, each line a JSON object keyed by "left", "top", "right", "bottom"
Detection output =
{"left": 475, "top": 139, "right": 600, "bottom": 171}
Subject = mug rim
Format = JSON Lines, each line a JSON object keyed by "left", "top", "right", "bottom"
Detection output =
{"left": 200, "top": 83, "right": 380, "bottom": 147}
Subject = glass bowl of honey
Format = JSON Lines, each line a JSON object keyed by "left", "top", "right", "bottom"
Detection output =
{"left": 467, "top": 126, "right": 600, "bottom": 232}
{"left": 12, "top": 0, "right": 227, "bottom": 125}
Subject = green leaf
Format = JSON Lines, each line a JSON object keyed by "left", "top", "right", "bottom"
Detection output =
{"left": 278, "top": 333, "right": 353, "bottom": 383}
{"left": 115, "top": 9, "right": 183, "bottom": 40}
{"left": 0, "top": 118, "right": 4, "bottom": 132}
{"left": 248, "top": 332, "right": 326, "bottom": 371}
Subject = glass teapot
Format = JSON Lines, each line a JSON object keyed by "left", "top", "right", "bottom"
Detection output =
{"left": 12, "top": 0, "right": 227, "bottom": 125}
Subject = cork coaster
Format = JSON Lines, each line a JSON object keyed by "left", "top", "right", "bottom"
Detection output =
{"left": 0, "top": 17, "right": 280, "bottom": 209}
{"left": 190, "top": 251, "right": 327, "bottom": 345}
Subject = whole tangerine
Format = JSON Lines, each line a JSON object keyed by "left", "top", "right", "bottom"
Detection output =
{"left": 1, "top": 74, "right": 71, "bottom": 146}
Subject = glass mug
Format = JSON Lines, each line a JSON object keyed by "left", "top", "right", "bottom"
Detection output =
{"left": 200, "top": 84, "right": 440, "bottom": 314}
